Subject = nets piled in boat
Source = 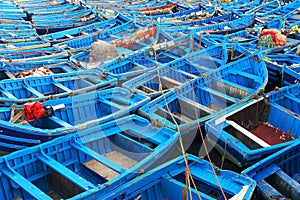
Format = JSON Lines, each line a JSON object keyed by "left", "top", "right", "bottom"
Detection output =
{"left": 258, "top": 34, "right": 275, "bottom": 48}
{"left": 258, "top": 29, "right": 287, "bottom": 47}
{"left": 112, "top": 26, "right": 157, "bottom": 48}
{"left": 88, "top": 40, "right": 119, "bottom": 63}
{"left": 18, "top": 67, "right": 51, "bottom": 78}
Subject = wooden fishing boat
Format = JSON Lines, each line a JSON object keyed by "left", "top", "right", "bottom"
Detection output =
{"left": 0, "top": 19, "right": 32, "bottom": 26}
{"left": 0, "top": 59, "right": 80, "bottom": 81}
{"left": 206, "top": 84, "right": 300, "bottom": 167}
{"left": 126, "top": 2, "right": 218, "bottom": 24}
{"left": 30, "top": 8, "right": 94, "bottom": 22}
{"left": 26, "top": 2, "right": 80, "bottom": 15}
{"left": 245, "top": 0, "right": 281, "bottom": 17}
{"left": 86, "top": 0, "right": 164, "bottom": 11}
{"left": 0, "top": 39, "right": 51, "bottom": 50}
{"left": 0, "top": 70, "right": 117, "bottom": 106}
{"left": 0, "top": 23, "right": 33, "bottom": 31}
{"left": 254, "top": 0, "right": 300, "bottom": 28}
{"left": 138, "top": 52, "right": 267, "bottom": 139}
{"left": 160, "top": 9, "right": 232, "bottom": 28}
{"left": 32, "top": 10, "right": 98, "bottom": 34}
{"left": 264, "top": 55, "right": 300, "bottom": 91}
{"left": 0, "top": 11, "right": 27, "bottom": 20}
{"left": 243, "top": 37, "right": 300, "bottom": 55}
{"left": 164, "top": 13, "right": 255, "bottom": 35}
{"left": 0, "top": 29, "right": 37, "bottom": 40}
{"left": 0, "top": 114, "right": 179, "bottom": 199}
{"left": 122, "top": 44, "right": 228, "bottom": 98}
{"left": 41, "top": 14, "right": 130, "bottom": 44}
{"left": 243, "top": 141, "right": 300, "bottom": 199}
{"left": 70, "top": 49, "right": 157, "bottom": 83}
{"left": 55, "top": 21, "right": 158, "bottom": 53}
{"left": 221, "top": 0, "right": 261, "bottom": 14}
{"left": 15, "top": 0, "right": 66, "bottom": 8}
{"left": 0, "top": 46, "right": 69, "bottom": 63}
{"left": 93, "top": 154, "right": 256, "bottom": 200}
{"left": 208, "top": 29, "right": 258, "bottom": 44}
{"left": 0, "top": 87, "right": 150, "bottom": 151}
{"left": 70, "top": 30, "right": 215, "bottom": 83}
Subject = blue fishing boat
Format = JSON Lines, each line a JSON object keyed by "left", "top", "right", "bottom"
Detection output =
{"left": 241, "top": 33, "right": 300, "bottom": 55}
{"left": 208, "top": 29, "right": 258, "bottom": 44}
{"left": 0, "top": 114, "right": 179, "bottom": 199}
{"left": 70, "top": 30, "right": 215, "bottom": 83}
{"left": 164, "top": 13, "right": 255, "bottom": 35}
{"left": 93, "top": 154, "right": 256, "bottom": 200}
{"left": 26, "top": 2, "right": 80, "bottom": 15}
{"left": 0, "top": 1, "right": 27, "bottom": 19}
{"left": 0, "top": 46, "right": 69, "bottom": 63}
{"left": 222, "top": 0, "right": 261, "bottom": 14}
{"left": 245, "top": 0, "right": 281, "bottom": 17}
{"left": 41, "top": 14, "right": 130, "bottom": 44}
{"left": 55, "top": 21, "right": 159, "bottom": 53}
{"left": 16, "top": 0, "right": 66, "bottom": 8}
{"left": 32, "top": 10, "right": 98, "bottom": 34}
{"left": 254, "top": 0, "right": 300, "bottom": 28}
{"left": 0, "top": 23, "right": 33, "bottom": 31}
{"left": 0, "top": 59, "right": 80, "bottom": 80}
{"left": 71, "top": 49, "right": 157, "bottom": 83}
{"left": 86, "top": 0, "right": 165, "bottom": 11}
{"left": 122, "top": 44, "right": 228, "bottom": 98}
{"left": 205, "top": 84, "right": 300, "bottom": 167}
{"left": 0, "top": 40, "right": 50, "bottom": 51}
{"left": 0, "top": 87, "right": 150, "bottom": 151}
{"left": 127, "top": 3, "right": 193, "bottom": 19}
{"left": 0, "top": 70, "right": 116, "bottom": 106}
{"left": 138, "top": 52, "right": 268, "bottom": 138}
{"left": 0, "top": 29, "right": 38, "bottom": 42}
{"left": 243, "top": 141, "right": 300, "bottom": 199}
{"left": 30, "top": 7, "right": 94, "bottom": 22}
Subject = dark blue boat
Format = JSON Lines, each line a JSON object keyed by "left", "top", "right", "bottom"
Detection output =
{"left": 243, "top": 141, "right": 300, "bottom": 199}
{"left": 206, "top": 84, "right": 300, "bottom": 167}
{"left": 0, "top": 114, "right": 179, "bottom": 199}
{"left": 264, "top": 54, "right": 300, "bottom": 90}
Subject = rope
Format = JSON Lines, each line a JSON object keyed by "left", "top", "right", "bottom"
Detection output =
{"left": 152, "top": 49, "right": 202, "bottom": 200}
{"left": 191, "top": 88, "right": 228, "bottom": 200}
{"left": 220, "top": 139, "right": 229, "bottom": 169}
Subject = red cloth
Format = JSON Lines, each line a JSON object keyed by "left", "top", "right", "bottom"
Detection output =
{"left": 24, "top": 102, "right": 45, "bottom": 121}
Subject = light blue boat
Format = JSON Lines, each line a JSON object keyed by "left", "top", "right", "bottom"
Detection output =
{"left": 122, "top": 44, "right": 228, "bottom": 98}
{"left": 138, "top": 52, "right": 267, "bottom": 139}
{"left": 0, "top": 59, "right": 81, "bottom": 80}
{"left": 0, "top": 114, "right": 179, "bottom": 199}
{"left": 0, "top": 70, "right": 117, "bottom": 106}
{"left": 0, "top": 87, "right": 150, "bottom": 151}
{"left": 91, "top": 154, "right": 256, "bottom": 200}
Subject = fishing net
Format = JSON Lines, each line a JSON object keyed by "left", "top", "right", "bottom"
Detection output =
{"left": 258, "top": 34, "right": 275, "bottom": 48}
{"left": 88, "top": 40, "right": 119, "bottom": 63}
{"left": 258, "top": 29, "right": 287, "bottom": 47}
